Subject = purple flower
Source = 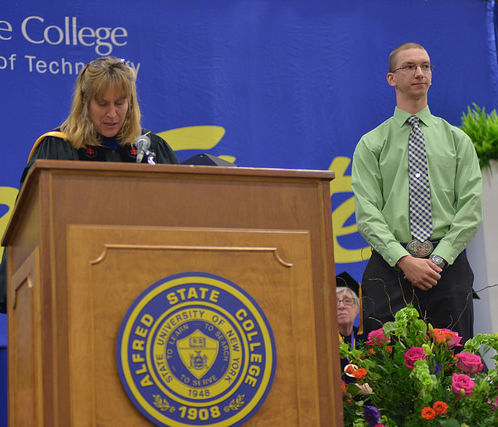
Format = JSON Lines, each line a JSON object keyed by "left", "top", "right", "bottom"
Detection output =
{"left": 364, "top": 405, "right": 381, "bottom": 426}
{"left": 429, "top": 360, "right": 442, "bottom": 375}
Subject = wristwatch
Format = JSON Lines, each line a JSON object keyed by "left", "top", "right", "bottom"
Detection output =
{"left": 431, "top": 254, "right": 447, "bottom": 269}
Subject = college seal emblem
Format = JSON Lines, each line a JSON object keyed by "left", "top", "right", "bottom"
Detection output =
{"left": 116, "top": 272, "right": 276, "bottom": 426}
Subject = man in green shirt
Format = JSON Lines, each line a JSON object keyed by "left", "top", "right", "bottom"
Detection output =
{"left": 351, "top": 42, "right": 482, "bottom": 344}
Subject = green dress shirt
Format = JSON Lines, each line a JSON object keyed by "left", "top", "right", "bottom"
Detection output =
{"left": 351, "top": 106, "right": 482, "bottom": 267}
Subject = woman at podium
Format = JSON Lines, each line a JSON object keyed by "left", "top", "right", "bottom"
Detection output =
{"left": 20, "top": 56, "right": 178, "bottom": 184}
{"left": 0, "top": 56, "right": 178, "bottom": 313}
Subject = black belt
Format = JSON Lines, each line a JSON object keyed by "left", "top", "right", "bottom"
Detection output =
{"left": 401, "top": 239, "right": 441, "bottom": 258}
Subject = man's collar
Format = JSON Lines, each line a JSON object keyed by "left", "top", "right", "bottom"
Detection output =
{"left": 393, "top": 106, "right": 432, "bottom": 127}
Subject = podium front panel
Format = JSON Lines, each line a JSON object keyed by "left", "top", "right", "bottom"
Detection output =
{"left": 67, "top": 225, "right": 320, "bottom": 426}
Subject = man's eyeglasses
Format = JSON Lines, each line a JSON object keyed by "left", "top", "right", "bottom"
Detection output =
{"left": 392, "top": 64, "right": 435, "bottom": 74}
{"left": 337, "top": 298, "right": 355, "bottom": 307}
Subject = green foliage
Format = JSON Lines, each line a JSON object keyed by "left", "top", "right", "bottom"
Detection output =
{"left": 460, "top": 103, "right": 498, "bottom": 170}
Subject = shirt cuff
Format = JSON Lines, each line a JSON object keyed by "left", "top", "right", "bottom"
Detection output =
{"left": 384, "top": 244, "right": 410, "bottom": 268}
{"left": 433, "top": 240, "right": 457, "bottom": 265}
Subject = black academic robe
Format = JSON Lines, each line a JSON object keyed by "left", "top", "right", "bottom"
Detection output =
{"left": 0, "top": 130, "right": 178, "bottom": 312}
{"left": 20, "top": 130, "right": 179, "bottom": 184}
{"left": 340, "top": 326, "right": 366, "bottom": 384}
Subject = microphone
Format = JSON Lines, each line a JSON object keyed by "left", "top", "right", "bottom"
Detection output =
{"left": 134, "top": 135, "right": 151, "bottom": 163}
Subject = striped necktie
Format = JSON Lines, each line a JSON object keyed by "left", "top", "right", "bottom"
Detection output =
{"left": 407, "top": 115, "right": 433, "bottom": 242}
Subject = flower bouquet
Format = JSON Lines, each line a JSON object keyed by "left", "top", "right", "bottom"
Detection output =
{"left": 340, "top": 305, "right": 498, "bottom": 426}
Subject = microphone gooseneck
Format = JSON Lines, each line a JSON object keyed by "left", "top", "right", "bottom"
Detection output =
{"left": 134, "top": 135, "right": 151, "bottom": 163}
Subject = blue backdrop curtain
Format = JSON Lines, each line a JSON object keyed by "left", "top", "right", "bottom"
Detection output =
{"left": 1, "top": 1, "right": 497, "bottom": 425}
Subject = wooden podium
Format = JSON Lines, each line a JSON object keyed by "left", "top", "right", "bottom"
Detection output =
{"left": 3, "top": 160, "right": 343, "bottom": 426}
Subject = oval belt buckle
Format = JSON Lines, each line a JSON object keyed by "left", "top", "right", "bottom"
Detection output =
{"left": 406, "top": 239, "right": 433, "bottom": 258}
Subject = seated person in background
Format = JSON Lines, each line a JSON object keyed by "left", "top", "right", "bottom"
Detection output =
{"left": 336, "top": 272, "right": 366, "bottom": 385}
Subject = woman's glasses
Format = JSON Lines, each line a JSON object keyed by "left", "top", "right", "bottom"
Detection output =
{"left": 81, "top": 57, "right": 126, "bottom": 76}
{"left": 337, "top": 298, "right": 355, "bottom": 307}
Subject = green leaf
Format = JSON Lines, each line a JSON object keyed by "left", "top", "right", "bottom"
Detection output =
{"left": 460, "top": 103, "right": 498, "bottom": 170}
{"left": 441, "top": 419, "right": 461, "bottom": 427}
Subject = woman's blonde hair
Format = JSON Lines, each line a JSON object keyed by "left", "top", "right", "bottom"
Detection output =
{"left": 60, "top": 57, "right": 142, "bottom": 149}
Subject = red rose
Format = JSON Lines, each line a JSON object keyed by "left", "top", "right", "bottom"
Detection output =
{"left": 456, "top": 352, "right": 484, "bottom": 374}
{"left": 366, "top": 328, "right": 389, "bottom": 346}
{"left": 404, "top": 347, "right": 427, "bottom": 370}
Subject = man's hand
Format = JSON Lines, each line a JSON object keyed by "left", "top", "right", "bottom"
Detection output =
{"left": 397, "top": 255, "right": 442, "bottom": 290}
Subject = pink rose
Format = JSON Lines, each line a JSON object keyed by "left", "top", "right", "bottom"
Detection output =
{"left": 366, "top": 328, "right": 390, "bottom": 346}
{"left": 456, "top": 352, "right": 484, "bottom": 374}
{"left": 404, "top": 347, "right": 427, "bottom": 370}
{"left": 452, "top": 373, "right": 475, "bottom": 397}
{"left": 489, "top": 395, "right": 498, "bottom": 412}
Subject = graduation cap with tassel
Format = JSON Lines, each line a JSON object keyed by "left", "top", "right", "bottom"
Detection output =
{"left": 336, "top": 271, "right": 363, "bottom": 335}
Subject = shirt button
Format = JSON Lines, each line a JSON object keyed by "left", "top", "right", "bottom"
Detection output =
{"left": 415, "top": 172, "right": 421, "bottom": 178}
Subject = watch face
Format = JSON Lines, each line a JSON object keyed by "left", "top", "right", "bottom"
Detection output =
{"left": 432, "top": 255, "right": 443, "bottom": 265}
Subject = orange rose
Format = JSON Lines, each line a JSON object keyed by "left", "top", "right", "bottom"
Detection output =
{"left": 430, "top": 328, "right": 462, "bottom": 348}
{"left": 432, "top": 401, "right": 448, "bottom": 415}
{"left": 421, "top": 407, "right": 436, "bottom": 420}
{"left": 353, "top": 368, "right": 367, "bottom": 380}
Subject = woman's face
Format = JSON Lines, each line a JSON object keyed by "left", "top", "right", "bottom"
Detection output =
{"left": 88, "top": 87, "right": 129, "bottom": 138}
{"left": 337, "top": 290, "right": 359, "bottom": 329}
